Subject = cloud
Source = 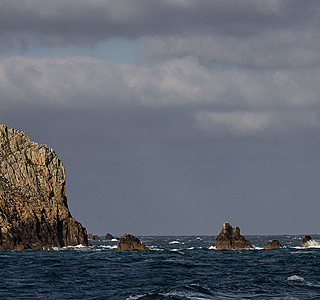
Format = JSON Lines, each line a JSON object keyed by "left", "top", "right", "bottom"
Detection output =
{"left": 196, "top": 110, "right": 320, "bottom": 136}
{"left": 1, "top": 0, "right": 320, "bottom": 51}
{"left": 1, "top": 55, "right": 320, "bottom": 137}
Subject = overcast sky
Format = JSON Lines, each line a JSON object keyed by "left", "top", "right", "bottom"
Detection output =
{"left": 1, "top": 0, "right": 320, "bottom": 236}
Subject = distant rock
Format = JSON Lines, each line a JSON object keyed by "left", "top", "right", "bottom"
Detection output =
{"left": 117, "top": 233, "right": 149, "bottom": 250}
{"left": 302, "top": 235, "right": 320, "bottom": 248}
{"left": 214, "top": 222, "right": 252, "bottom": 250}
{"left": 88, "top": 234, "right": 101, "bottom": 241}
{"left": 0, "top": 124, "right": 88, "bottom": 250}
{"left": 105, "top": 233, "right": 115, "bottom": 240}
{"left": 263, "top": 240, "right": 283, "bottom": 249}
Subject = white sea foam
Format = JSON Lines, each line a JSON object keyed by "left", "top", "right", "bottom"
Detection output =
{"left": 305, "top": 240, "right": 320, "bottom": 248}
{"left": 208, "top": 246, "right": 216, "bottom": 250}
{"left": 110, "top": 239, "right": 118, "bottom": 242}
{"left": 101, "top": 245, "right": 118, "bottom": 249}
{"left": 187, "top": 247, "right": 194, "bottom": 250}
{"left": 287, "top": 275, "right": 305, "bottom": 281}
{"left": 169, "top": 241, "right": 180, "bottom": 244}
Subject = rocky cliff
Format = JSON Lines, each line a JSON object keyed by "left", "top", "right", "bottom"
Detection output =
{"left": 0, "top": 124, "right": 88, "bottom": 250}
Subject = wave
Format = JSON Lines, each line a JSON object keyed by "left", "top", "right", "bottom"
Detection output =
{"left": 287, "top": 275, "right": 305, "bottom": 281}
{"left": 169, "top": 241, "right": 180, "bottom": 244}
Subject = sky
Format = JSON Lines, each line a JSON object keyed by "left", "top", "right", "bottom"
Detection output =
{"left": 1, "top": 0, "right": 320, "bottom": 236}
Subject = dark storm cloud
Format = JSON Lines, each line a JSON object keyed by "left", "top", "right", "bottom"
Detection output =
{"left": 1, "top": 0, "right": 319, "bottom": 49}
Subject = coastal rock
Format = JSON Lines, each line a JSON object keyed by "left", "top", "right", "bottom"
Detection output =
{"left": 0, "top": 124, "right": 88, "bottom": 250}
{"left": 105, "top": 233, "right": 114, "bottom": 240}
{"left": 88, "top": 234, "right": 101, "bottom": 241}
{"left": 302, "top": 235, "right": 320, "bottom": 248}
{"left": 263, "top": 240, "right": 283, "bottom": 249}
{"left": 117, "top": 233, "right": 149, "bottom": 250}
{"left": 214, "top": 222, "right": 252, "bottom": 250}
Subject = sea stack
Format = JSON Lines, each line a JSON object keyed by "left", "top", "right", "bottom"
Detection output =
{"left": 263, "top": 240, "right": 283, "bottom": 249}
{"left": 105, "top": 233, "right": 115, "bottom": 240}
{"left": 0, "top": 124, "right": 88, "bottom": 250}
{"left": 117, "top": 233, "right": 149, "bottom": 250}
{"left": 214, "top": 221, "right": 252, "bottom": 250}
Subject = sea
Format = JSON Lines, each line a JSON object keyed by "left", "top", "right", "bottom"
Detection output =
{"left": 0, "top": 235, "right": 320, "bottom": 300}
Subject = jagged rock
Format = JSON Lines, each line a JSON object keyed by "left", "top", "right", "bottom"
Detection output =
{"left": 88, "top": 233, "right": 94, "bottom": 240}
{"left": 117, "top": 233, "right": 149, "bottom": 250}
{"left": 0, "top": 124, "right": 88, "bottom": 250}
{"left": 105, "top": 233, "right": 114, "bottom": 240}
{"left": 214, "top": 222, "right": 252, "bottom": 250}
{"left": 263, "top": 240, "right": 283, "bottom": 249}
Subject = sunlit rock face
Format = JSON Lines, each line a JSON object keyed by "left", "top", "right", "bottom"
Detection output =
{"left": 117, "top": 233, "right": 149, "bottom": 250}
{"left": 0, "top": 124, "right": 88, "bottom": 250}
{"left": 214, "top": 221, "right": 253, "bottom": 250}
{"left": 263, "top": 240, "right": 283, "bottom": 249}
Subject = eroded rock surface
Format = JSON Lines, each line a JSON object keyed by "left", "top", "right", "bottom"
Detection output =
{"left": 214, "top": 221, "right": 252, "bottom": 250}
{"left": 0, "top": 124, "right": 88, "bottom": 250}
{"left": 263, "top": 240, "right": 283, "bottom": 249}
{"left": 117, "top": 233, "right": 149, "bottom": 250}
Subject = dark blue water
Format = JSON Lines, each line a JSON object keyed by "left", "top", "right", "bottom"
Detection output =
{"left": 0, "top": 235, "right": 319, "bottom": 299}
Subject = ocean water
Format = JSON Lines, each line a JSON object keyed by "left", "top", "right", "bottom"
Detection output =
{"left": 0, "top": 235, "right": 320, "bottom": 299}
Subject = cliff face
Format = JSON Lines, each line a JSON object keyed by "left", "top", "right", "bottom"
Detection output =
{"left": 0, "top": 124, "right": 88, "bottom": 250}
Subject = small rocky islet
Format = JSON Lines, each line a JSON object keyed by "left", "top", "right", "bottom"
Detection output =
{"left": 0, "top": 125, "right": 318, "bottom": 251}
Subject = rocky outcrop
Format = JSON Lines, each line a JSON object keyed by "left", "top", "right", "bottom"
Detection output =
{"left": 214, "top": 222, "right": 252, "bottom": 250}
{"left": 88, "top": 234, "right": 101, "bottom": 241}
{"left": 117, "top": 233, "right": 149, "bottom": 250}
{"left": 263, "top": 240, "right": 283, "bottom": 249}
{"left": 105, "top": 233, "right": 114, "bottom": 240}
{"left": 0, "top": 124, "right": 88, "bottom": 250}
{"left": 302, "top": 235, "right": 320, "bottom": 248}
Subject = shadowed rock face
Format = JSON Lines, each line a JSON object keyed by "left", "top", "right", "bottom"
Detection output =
{"left": 0, "top": 124, "right": 88, "bottom": 250}
{"left": 215, "top": 222, "right": 252, "bottom": 250}
{"left": 117, "top": 233, "right": 149, "bottom": 250}
{"left": 263, "top": 240, "right": 283, "bottom": 249}
{"left": 105, "top": 233, "right": 114, "bottom": 240}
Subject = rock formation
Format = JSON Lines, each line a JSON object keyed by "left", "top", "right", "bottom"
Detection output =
{"left": 0, "top": 124, "right": 88, "bottom": 250}
{"left": 214, "top": 222, "right": 252, "bottom": 250}
{"left": 117, "top": 233, "right": 149, "bottom": 250}
{"left": 88, "top": 234, "right": 101, "bottom": 241}
{"left": 263, "top": 240, "right": 283, "bottom": 249}
{"left": 302, "top": 235, "right": 320, "bottom": 248}
{"left": 105, "top": 233, "right": 114, "bottom": 240}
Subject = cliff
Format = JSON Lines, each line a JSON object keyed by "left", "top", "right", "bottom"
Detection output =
{"left": 0, "top": 124, "right": 88, "bottom": 250}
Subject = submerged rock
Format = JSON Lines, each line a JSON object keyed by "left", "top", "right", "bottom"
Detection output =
{"left": 0, "top": 124, "right": 88, "bottom": 250}
{"left": 105, "top": 233, "right": 115, "bottom": 240}
{"left": 263, "top": 240, "right": 283, "bottom": 249}
{"left": 117, "top": 233, "right": 149, "bottom": 250}
{"left": 214, "top": 222, "right": 252, "bottom": 250}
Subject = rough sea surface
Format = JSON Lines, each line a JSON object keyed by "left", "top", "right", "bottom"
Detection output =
{"left": 0, "top": 235, "right": 319, "bottom": 299}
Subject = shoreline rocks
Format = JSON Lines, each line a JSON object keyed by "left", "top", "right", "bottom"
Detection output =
{"left": 213, "top": 222, "right": 253, "bottom": 250}
{"left": 117, "top": 233, "right": 149, "bottom": 250}
{"left": 0, "top": 124, "right": 88, "bottom": 250}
